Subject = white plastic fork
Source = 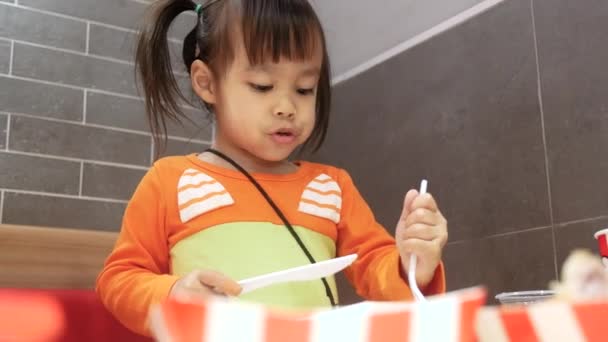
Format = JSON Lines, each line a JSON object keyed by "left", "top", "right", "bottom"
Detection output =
{"left": 408, "top": 179, "right": 428, "bottom": 302}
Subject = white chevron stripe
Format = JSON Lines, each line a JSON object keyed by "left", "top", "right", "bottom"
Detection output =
{"left": 178, "top": 182, "right": 226, "bottom": 206}
{"left": 298, "top": 202, "right": 340, "bottom": 223}
{"left": 307, "top": 180, "right": 341, "bottom": 194}
{"left": 182, "top": 168, "right": 200, "bottom": 176}
{"left": 410, "top": 294, "right": 459, "bottom": 341}
{"left": 178, "top": 172, "right": 215, "bottom": 189}
{"left": 179, "top": 193, "right": 234, "bottom": 223}
{"left": 204, "top": 300, "right": 265, "bottom": 342}
{"left": 476, "top": 308, "right": 509, "bottom": 342}
{"left": 301, "top": 190, "right": 342, "bottom": 209}
{"left": 314, "top": 173, "right": 332, "bottom": 182}
{"left": 528, "top": 303, "right": 585, "bottom": 342}
{"left": 311, "top": 302, "right": 371, "bottom": 342}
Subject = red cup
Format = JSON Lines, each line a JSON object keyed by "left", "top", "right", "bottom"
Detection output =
{"left": 594, "top": 228, "right": 608, "bottom": 267}
{"left": 0, "top": 290, "right": 64, "bottom": 341}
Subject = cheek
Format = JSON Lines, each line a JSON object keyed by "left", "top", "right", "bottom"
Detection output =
{"left": 302, "top": 100, "right": 317, "bottom": 125}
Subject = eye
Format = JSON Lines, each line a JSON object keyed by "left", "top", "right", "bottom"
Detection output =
{"left": 249, "top": 83, "right": 273, "bottom": 93}
{"left": 297, "top": 88, "right": 315, "bottom": 95}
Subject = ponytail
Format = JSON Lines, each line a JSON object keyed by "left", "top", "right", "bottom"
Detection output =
{"left": 135, "top": 0, "right": 198, "bottom": 157}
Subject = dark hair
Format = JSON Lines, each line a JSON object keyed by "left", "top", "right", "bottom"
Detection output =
{"left": 135, "top": 0, "right": 332, "bottom": 158}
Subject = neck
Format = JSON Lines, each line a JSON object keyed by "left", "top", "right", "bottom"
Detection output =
{"left": 201, "top": 140, "right": 297, "bottom": 175}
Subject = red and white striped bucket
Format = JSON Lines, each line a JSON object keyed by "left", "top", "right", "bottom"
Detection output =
{"left": 477, "top": 300, "right": 608, "bottom": 342}
{"left": 149, "top": 287, "right": 486, "bottom": 342}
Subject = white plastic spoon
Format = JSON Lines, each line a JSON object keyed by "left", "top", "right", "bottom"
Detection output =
{"left": 408, "top": 180, "right": 427, "bottom": 302}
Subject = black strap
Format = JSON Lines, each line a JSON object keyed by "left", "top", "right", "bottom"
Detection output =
{"left": 204, "top": 148, "right": 337, "bottom": 306}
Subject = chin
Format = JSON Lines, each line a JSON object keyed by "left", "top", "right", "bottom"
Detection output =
{"left": 258, "top": 151, "right": 293, "bottom": 162}
{"left": 252, "top": 147, "right": 296, "bottom": 162}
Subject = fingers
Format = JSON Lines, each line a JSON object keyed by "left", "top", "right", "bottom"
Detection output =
{"left": 402, "top": 208, "right": 439, "bottom": 228}
{"left": 170, "top": 270, "right": 242, "bottom": 303}
{"left": 197, "top": 271, "right": 242, "bottom": 296}
{"left": 399, "top": 223, "right": 441, "bottom": 241}
{"left": 172, "top": 286, "right": 211, "bottom": 303}
{"left": 399, "top": 238, "right": 442, "bottom": 260}
{"left": 411, "top": 193, "right": 439, "bottom": 213}
{"left": 398, "top": 192, "right": 439, "bottom": 227}
{"left": 400, "top": 190, "right": 419, "bottom": 221}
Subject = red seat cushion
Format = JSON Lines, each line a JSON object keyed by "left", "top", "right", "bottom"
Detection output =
{"left": 0, "top": 289, "right": 152, "bottom": 342}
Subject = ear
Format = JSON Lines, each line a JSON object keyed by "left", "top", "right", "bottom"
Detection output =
{"left": 191, "top": 60, "right": 217, "bottom": 104}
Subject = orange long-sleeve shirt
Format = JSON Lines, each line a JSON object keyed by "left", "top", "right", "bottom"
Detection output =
{"left": 96, "top": 154, "right": 445, "bottom": 336}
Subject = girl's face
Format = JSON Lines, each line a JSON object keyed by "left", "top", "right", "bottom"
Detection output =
{"left": 194, "top": 35, "right": 323, "bottom": 166}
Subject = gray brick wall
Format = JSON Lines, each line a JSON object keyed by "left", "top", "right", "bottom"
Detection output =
{"left": 0, "top": 1, "right": 212, "bottom": 231}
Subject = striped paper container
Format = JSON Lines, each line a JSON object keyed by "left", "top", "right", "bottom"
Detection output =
{"left": 594, "top": 228, "right": 608, "bottom": 267}
{"left": 149, "top": 287, "right": 486, "bottom": 342}
{"left": 477, "top": 300, "right": 608, "bottom": 341}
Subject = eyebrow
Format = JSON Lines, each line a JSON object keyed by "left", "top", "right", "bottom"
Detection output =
{"left": 246, "top": 65, "right": 320, "bottom": 77}
{"left": 300, "top": 67, "right": 321, "bottom": 77}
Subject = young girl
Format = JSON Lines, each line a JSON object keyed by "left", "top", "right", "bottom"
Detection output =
{"left": 97, "top": 0, "right": 448, "bottom": 337}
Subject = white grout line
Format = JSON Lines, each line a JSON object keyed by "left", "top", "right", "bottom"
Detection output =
{"left": 555, "top": 215, "right": 608, "bottom": 228}
{"left": 530, "top": 0, "right": 558, "bottom": 279}
{"left": 331, "top": 0, "right": 507, "bottom": 85}
{"left": 0, "top": 190, "right": 4, "bottom": 224}
{"left": 7, "top": 38, "right": 134, "bottom": 66}
{"left": 86, "top": 121, "right": 157, "bottom": 136}
{"left": 79, "top": 161, "right": 84, "bottom": 196}
{"left": 85, "top": 21, "right": 90, "bottom": 55}
{"left": 89, "top": 20, "right": 181, "bottom": 45}
{"left": 2, "top": 34, "right": 187, "bottom": 77}
{"left": 149, "top": 136, "right": 155, "bottom": 164}
{"left": 447, "top": 225, "right": 554, "bottom": 245}
{"left": 3, "top": 72, "right": 91, "bottom": 91}
{"left": 84, "top": 121, "right": 211, "bottom": 143}
{"left": 84, "top": 20, "right": 139, "bottom": 35}
{"left": 82, "top": 89, "right": 88, "bottom": 123}
{"left": 5, "top": 113, "right": 10, "bottom": 150}
{"left": 85, "top": 88, "right": 198, "bottom": 110}
{"left": 82, "top": 86, "right": 144, "bottom": 101}
{"left": 1, "top": 150, "right": 149, "bottom": 171}
{"left": 129, "top": 0, "right": 152, "bottom": 5}
{"left": 8, "top": 40, "right": 14, "bottom": 75}
{"left": 1, "top": 188, "right": 129, "bottom": 204}
{"left": 2, "top": 40, "right": 194, "bottom": 102}
{"left": 9, "top": 111, "right": 90, "bottom": 126}
{"left": 0, "top": 19, "right": 185, "bottom": 69}
{"left": 2, "top": 72, "right": 200, "bottom": 111}
{"left": 10, "top": 37, "right": 171, "bottom": 70}
{"left": 0, "top": 3, "right": 138, "bottom": 35}
{"left": 7, "top": 111, "right": 211, "bottom": 144}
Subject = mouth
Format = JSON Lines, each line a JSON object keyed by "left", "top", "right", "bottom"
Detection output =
{"left": 272, "top": 127, "right": 297, "bottom": 136}
{"left": 270, "top": 128, "right": 298, "bottom": 144}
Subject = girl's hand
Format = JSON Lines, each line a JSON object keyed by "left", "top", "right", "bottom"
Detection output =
{"left": 395, "top": 190, "right": 448, "bottom": 289}
{"left": 170, "top": 270, "right": 242, "bottom": 302}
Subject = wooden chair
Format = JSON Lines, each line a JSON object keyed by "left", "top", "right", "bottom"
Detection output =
{"left": 0, "top": 224, "right": 117, "bottom": 289}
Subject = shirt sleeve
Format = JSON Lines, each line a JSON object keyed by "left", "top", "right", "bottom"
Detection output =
{"left": 335, "top": 169, "right": 446, "bottom": 301}
{"left": 96, "top": 165, "right": 179, "bottom": 336}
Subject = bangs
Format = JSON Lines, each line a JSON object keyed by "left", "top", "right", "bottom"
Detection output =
{"left": 240, "top": 0, "right": 323, "bottom": 65}
{"left": 199, "top": 0, "right": 331, "bottom": 153}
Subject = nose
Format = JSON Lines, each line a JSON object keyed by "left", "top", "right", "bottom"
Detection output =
{"left": 273, "top": 95, "right": 296, "bottom": 120}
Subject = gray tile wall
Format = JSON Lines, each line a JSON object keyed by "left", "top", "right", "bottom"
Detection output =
{"left": 0, "top": 40, "right": 10, "bottom": 74}
{"left": 0, "top": 114, "right": 7, "bottom": 149}
{"left": 0, "top": 1, "right": 211, "bottom": 231}
{"left": 319, "top": 0, "right": 608, "bottom": 303}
